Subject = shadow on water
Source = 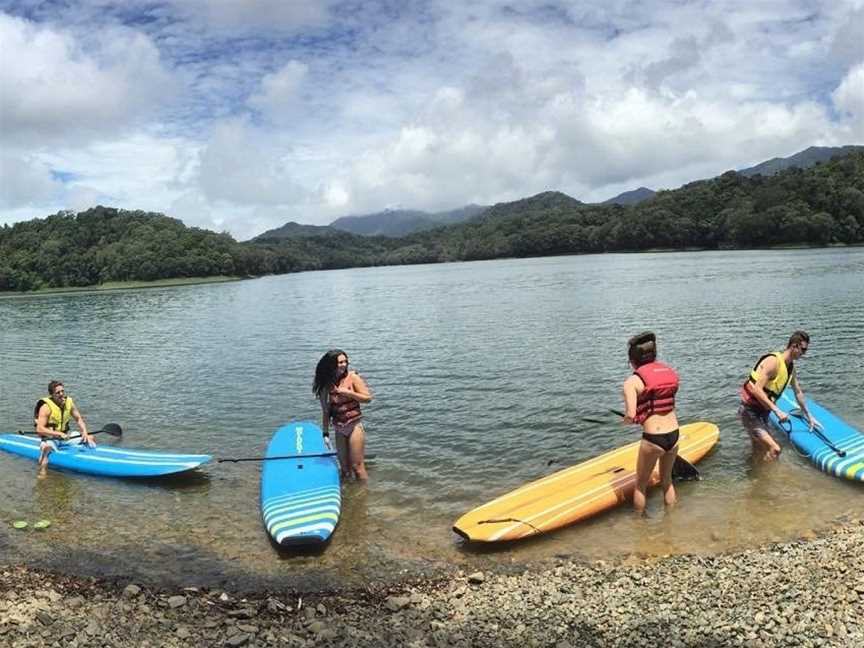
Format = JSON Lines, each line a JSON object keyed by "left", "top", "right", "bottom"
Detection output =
{"left": 136, "top": 469, "right": 212, "bottom": 490}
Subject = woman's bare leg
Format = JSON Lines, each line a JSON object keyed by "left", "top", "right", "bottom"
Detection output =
{"left": 634, "top": 440, "right": 663, "bottom": 514}
{"left": 658, "top": 446, "right": 679, "bottom": 506}
{"left": 348, "top": 424, "right": 368, "bottom": 482}
{"left": 335, "top": 433, "right": 350, "bottom": 478}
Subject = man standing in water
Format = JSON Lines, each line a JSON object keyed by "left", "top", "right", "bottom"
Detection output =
{"left": 739, "top": 331, "right": 814, "bottom": 461}
{"left": 34, "top": 380, "right": 95, "bottom": 474}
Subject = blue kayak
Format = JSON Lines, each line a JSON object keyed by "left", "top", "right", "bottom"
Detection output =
{"left": 0, "top": 434, "right": 211, "bottom": 478}
{"left": 260, "top": 421, "right": 341, "bottom": 547}
{"left": 770, "top": 387, "right": 864, "bottom": 482}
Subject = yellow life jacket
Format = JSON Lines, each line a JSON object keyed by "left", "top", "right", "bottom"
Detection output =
{"left": 34, "top": 396, "right": 76, "bottom": 432}
{"left": 749, "top": 351, "right": 793, "bottom": 401}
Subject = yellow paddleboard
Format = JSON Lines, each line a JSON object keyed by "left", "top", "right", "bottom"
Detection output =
{"left": 453, "top": 421, "right": 719, "bottom": 542}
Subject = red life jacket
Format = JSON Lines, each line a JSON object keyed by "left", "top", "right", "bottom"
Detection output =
{"left": 329, "top": 384, "right": 362, "bottom": 426}
{"left": 633, "top": 361, "right": 679, "bottom": 424}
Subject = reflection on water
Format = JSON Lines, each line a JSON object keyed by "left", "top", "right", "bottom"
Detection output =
{"left": 1, "top": 248, "right": 863, "bottom": 587}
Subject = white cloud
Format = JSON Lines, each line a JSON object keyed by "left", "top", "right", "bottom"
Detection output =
{"left": 248, "top": 60, "right": 309, "bottom": 122}
{"left": 169, "top": 0, "right": 334, "bottom": 33}
{"left": 833, "top": 62, "right": 864, "bottom": 121}
{"left": 0, "top": 154, "right": 63, "bottom": 208}
{"left": 196, "top": 117, "right": 308, "bottom": 207}
{"left": 0, "top": 13, "right": 177, "bottom": 146}
{"left": 1, "top": 1, "right": 863, "bottom": 236}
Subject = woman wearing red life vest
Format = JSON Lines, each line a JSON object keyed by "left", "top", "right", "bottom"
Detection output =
{"left": 313, "top": 349, "right": 373, "bottom": 481}
{"left": 621, "top": 332, "right": 680, "bottom": 514}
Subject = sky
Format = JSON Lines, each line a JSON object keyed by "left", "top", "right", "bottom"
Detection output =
{"left": 1, "top": 1, "right": 862, "bottom": 241}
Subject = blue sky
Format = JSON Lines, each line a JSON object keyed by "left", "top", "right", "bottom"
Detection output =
{"left": 1, "top": 1, "right": 862, "bottom": 240}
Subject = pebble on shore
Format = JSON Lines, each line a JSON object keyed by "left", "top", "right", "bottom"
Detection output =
{"left": 1, "top": 519, "right": 863, "bottom": 648}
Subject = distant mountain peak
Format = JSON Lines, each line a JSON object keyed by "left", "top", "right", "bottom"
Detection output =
{"left": 601, "top": 186, "right": 655, "bottom": 206}
{"left": 252, "top": 221, "right": 334, "bottom": 241}
{"left": 329, "top": 204, "right": 488, "bottom": 237}
{"left": 738, "top": 145, "right": 864, "bottom": 177}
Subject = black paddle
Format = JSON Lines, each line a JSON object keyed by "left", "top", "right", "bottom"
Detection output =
{"left": 606, "top": 408, "right": 702, "bottom": 481}
{"left": 788, "top": 408, "right": 846, "bottom": 458}
{"left": 17, "top": 423, "right": 123, "bottom": 441}
{"left": 218, "top": 452, "right": 377, "bottom": 464}
{"left": 580, "top": 416, "right": 613, "bottom": 425}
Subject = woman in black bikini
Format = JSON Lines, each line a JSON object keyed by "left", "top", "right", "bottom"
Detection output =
{"left": 621, "top": 332, "right": 680, "bottom": 514}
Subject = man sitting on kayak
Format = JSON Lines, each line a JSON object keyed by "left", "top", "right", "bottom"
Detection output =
{"left": 739, "top": 331, "right": 814, "bottom": 461}
{"left": 34, "top": 380, "right": 96, "bottom": 472}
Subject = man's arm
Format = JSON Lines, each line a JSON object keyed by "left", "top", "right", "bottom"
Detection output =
{"left": 790, "top": 374, "right": 815, "bottom": 430}
{"left": 71, "top": 405, "right": 95, "bottom": 446}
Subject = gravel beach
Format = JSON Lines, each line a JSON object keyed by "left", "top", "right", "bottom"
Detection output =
{"left": 2, "top": 519, "right": 862, "bottom": 648}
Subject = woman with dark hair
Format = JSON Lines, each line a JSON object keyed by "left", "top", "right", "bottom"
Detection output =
{"left": 621, "top": 332, "right": 680, "bottom": 514}
{"left": 313, "top": 349, "right": 372, "bottom": 481}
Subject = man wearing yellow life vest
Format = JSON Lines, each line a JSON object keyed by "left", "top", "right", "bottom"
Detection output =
{"left": 34, "top": 380, "right": 96, "bottom": 472}
{"left": 739, "top": 331, "right": 814, "bottom": 461}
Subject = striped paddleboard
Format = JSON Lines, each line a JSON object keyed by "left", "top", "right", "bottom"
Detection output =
{"left": 260, "top": 421, "right": 341, "bottom": 547}
{"left": 453, "top": 421, "right": 719, "bottom": 542}
{"left": 771, "top": 388, "right": 864, "bottom": 482}
{"left": 0, "top": 434, "right": 211, "bottom": 477}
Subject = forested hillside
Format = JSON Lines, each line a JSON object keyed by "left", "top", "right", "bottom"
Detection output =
{"left": 0, "top": 208, "right": 396, "bottom": 291}
{"left": 1, "top": 152, "right": 862, "bottom": 292}
{"left": 379, "top": 151, "right": 864, "bottom": 263}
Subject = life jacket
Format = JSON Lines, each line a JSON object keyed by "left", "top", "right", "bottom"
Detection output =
{"left": 633, "top": 361, "right": 679, "bottom": 424}
{"left": 329, "top": 380, "right": 362, "bottom": 426}
{"left": 33, "top": 396, "right": 75, "bottom": 433}
{"left": 740, "top": 351, "right": 793, "bottom": 409}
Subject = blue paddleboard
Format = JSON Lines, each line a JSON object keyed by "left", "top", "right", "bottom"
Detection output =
{"left": 260, "top": 421, "right": 341, "bottom": 547}
{"left": 770, "top": 388, "right": 864, "bottom": 482}
{"left": 0, "top": 434, "right": 211, "bottom": 477}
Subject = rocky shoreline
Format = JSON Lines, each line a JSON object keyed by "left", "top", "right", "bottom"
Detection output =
{"left": 2, "top": 519, "right": 863, "bottom": 648}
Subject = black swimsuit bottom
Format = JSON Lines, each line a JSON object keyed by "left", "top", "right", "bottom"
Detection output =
{"left": 641, "top": 429, "right": 680, "bottom": 452}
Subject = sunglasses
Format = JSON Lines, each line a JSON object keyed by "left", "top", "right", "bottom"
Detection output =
{"left": 798, "top": 344, "right": 808, "bottom": 354}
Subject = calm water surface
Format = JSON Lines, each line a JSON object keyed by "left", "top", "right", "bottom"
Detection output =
{"left": 1, "top": 248, "right": 863, "bottom": 589}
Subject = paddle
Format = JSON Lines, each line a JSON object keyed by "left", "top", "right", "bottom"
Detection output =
{"left": 606, "top": 408, "right": 701, "bottom": 481}
{"left": 788, "top": 408, "right": 846, "bottom": 458}
{"left": 17, "top": 423, "right": 123, "bottom": 441}
{"left": 217, "top": 452, "right": 377, "bottom": 464}
{"left": 580, "top": 416, "right": 613, "bottom": 425}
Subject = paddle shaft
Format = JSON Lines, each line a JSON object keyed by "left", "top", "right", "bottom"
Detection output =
{"left": 18, "top": 424, "right": 122, "bottom": 441}
{"left": 787, "top": 410, "right": 846, "bottom": 457}
{"left": 218, "top": 452, "right": 378, "bottom": 464}
{"left": 218, "top": 451, "right": 337, "bottom": 463}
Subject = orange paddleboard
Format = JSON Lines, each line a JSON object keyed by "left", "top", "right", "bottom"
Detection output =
{"left": 453, "top": 421, "right": 719, "bottom": 542}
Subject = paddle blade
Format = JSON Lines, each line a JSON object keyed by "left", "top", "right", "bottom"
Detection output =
{"left": 672, "top": 456, "right": 701, "bottom": 481}
{"left": 100, "top": 423, "right": 123, "bottom": 437}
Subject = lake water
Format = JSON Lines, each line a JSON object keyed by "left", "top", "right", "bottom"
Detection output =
{"left": 1, "top": 248, "right": 863, "bottom": 590}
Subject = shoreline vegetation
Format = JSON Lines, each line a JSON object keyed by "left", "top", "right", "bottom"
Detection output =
{"left": 0, "top": 276, "right": 243, "bottom": 298}
{"left": 2, "top": 518, "right": 862, "bottom": 647}
{"left": 1, "top": 151, "right": 863, "bottom": 293}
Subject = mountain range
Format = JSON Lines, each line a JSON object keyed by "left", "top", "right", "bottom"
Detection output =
{"left": 255, "top": 145, "right": 863, "bottom": 240}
